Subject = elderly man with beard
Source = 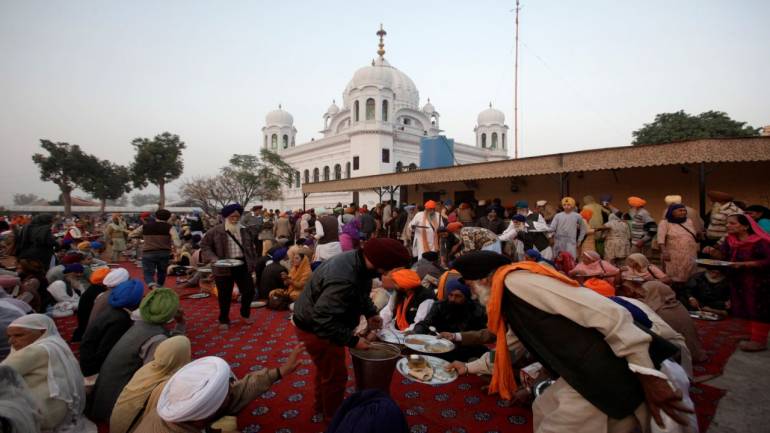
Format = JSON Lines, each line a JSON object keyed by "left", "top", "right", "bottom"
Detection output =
{"left": 413, "top": 279, "right": 487, "bottom": 361}
{"left": 450, "top": 251, "right": 694, "bottom": 433}
{"left": 201, "top": 203, "right": 258, "bottom": 330}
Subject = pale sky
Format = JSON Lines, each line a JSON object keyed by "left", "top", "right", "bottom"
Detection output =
{"left": 1, "top": 0, "right": 768, "bottom": 206}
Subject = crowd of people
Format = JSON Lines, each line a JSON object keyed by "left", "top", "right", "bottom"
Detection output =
{"left": 0, "top": 188, "right": 767, "bottom": 433}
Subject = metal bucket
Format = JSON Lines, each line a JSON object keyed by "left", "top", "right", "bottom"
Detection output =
{"left": 349, "top": 342, "right": 402, "bottom": 394}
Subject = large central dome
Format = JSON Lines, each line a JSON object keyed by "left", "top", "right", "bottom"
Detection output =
{"left": 343, "top": 57, "right": 420, "bottom": 110}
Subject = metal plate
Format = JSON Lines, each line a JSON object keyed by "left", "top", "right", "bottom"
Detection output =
{"left": 214, "top": 259, "right": 244, "bottom": 268}
{"left": 695, "top": 259, "right": 733, "bottom": 267}
{"left": 396, "top": 355, "right": 458, "bottom": 385}
{"left": 689, "top": 311, "right": 722, "bottom": 321}
{"left": 250, "top": 301, "right": 267, "bottom": 308}
{"left": 188, "top": 293, "right": 210, "bottom": 299}
{"left": 404, "top": 334, "right": 455, "bottom": 354}
{"left": 377, "top": 328, "right": 406, "bottom": 345}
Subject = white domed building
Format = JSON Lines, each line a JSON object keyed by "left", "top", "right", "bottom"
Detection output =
{"left": 261, "top": 26, "right": 508, "bottom": 209}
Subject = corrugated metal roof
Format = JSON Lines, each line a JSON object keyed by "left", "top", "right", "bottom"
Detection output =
{"left": 302, "top": 137, "right": 770, "bottom": 193}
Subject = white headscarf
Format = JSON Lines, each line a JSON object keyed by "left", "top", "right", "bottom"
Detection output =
{"left": 0, "top": 365, "right": 41, "bottom": 433}
{"left": 103, "top": 268, "right": 129, "bottom": 288}
{"left": 7, "top": 314, "right": 86, "bottom": 422}
{"left": 157, "top": 356, "right": 231, "bottom": 422}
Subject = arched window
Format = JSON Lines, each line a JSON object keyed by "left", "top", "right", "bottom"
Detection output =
{"left": 334, "top": 164, "right": 341, "bottom": 180}
{"left": 354, "top": 101, "right": 360, "bottom": 122}
{"left": 395, "top": 161, "right": 403, "bottom": 172}
{"left": 264, "top": 135, "right": 267, "bottom": 148}
{"left": 282, "top": 135, "right": 289, "bottom": 149}
{"left": 382, "top": 100, "right": 388, "bottom": 122}
{"left": 431, "top": 115, "right": 437, "bottom": 126}
{"left": 295, "top": 171, "right": 300, "bottom": 188}
{"left": 323, "top": 166, "right": 330, "bottom": 181}
{"left": 287, "top": 171, "right": 293, "bottom": 187}
{"left": 502, "top": 133, "right": 506, "bottom": 149}
{"left": 408, "top": 163, "right": 417, "bottom": 171}
{"left": 481, "top": 133, "right": 487, "bottom": 148}
{"left": 313, "top": 168, "right": 319, "bottom": 182}
{"left": 303, "top": 169, "right": 310, "bottom": 184}
{"left": 271, "top": 134, "right": 278, "bottom": 149}
{"left": 491, "top": 132, "right": 498, "bottom": 149}
{"left": 365, "top": 98, "right": 375, "bottom": 120}
{"left": 345, "top": 162, "right": 351, "bottom": 178}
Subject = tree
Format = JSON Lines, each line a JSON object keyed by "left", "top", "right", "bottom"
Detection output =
{"left": 632, "top": 110, "right": 760, "bottom": 146}
{"left": 80, "top": 158, "right": 132, "bottom": 212}
{"left": 130, "top": 132, "right": 186, "bottom": 208}
{"left": 256, "top": 148, "right": 297, "bottom": 200}
{"left": 131, "top": 193, "right": 161, "bottom": 207}
{"left": 106, "top": 195, "right": 129, "bottom": 206}
{"left": 32, "top": 140, "right": 94, "bottom": 216}
{"left": 179, "top": 176, "right": 230, "bottom": 217}
{"left": 13, "top": 193, "right": 41, "bottom": 206}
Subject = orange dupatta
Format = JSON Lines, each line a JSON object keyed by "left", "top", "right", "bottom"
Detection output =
{"left": 436, "top": 269, "right": 461, "bottom": 300}
{"left": 394, "top": 292, "right": 415, "bottom": 331}
{"left": 487, "top": 262, "right": 579, "bottom": 400}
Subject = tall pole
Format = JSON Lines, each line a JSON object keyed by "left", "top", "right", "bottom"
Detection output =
{"left": 514, "top": 0, "right": 520, "bottom": 159}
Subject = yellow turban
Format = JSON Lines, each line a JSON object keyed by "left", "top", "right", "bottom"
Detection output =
{"left": 561, "top": 197, "right": 576, "bottom": 207}
{"left": 77, "top": 241, "right": 91, "bottom": 251}
{"left": 627, "top": 196, "right": 647, "bottom": 208}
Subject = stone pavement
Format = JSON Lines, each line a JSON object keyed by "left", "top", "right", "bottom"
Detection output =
{"left": 705, "top": 337, "right": 770, "bottom": 433}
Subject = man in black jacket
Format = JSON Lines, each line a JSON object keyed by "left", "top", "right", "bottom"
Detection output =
{"left": 292, "top": 238, "right": 411, "bottom": 420}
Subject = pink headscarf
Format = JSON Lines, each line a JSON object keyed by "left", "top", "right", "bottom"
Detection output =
{"left": 725, "top": 214, "right": 770, "bottom": 258}
{"left": 571, "top": 251, "right": 619, "bottom": 277}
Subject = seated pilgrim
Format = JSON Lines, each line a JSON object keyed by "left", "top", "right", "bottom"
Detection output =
{"left": 622, "top": 253, "right": 673, "bottom": 285}
{"left": 413, "top": 251, "right": 444, "bottom": 284}
{"left": 131, "top": 346, "right": 304, "bottom": 432}
{"left": 569, "top": 251, "right": 620, "bottom": 286}
{"left": 87, "top": 267, "right": 130, "bottom": 334}
{"left": 683, "top": 267, "right": 730, "bottom": 314}
{"left": 325, "top": 389, "right": 409, "bottom": 433}
{"left": 271, "top": 245, "right": 312, "bottom": 302}
{"left": 0, "top": 365, "right": 42, "bottom": 433}
{"left": 258, "top": 247, "right": 288, "bottom": 300}
{"left": 79, "top": 278, "right": 144, "bottom": 377}
{"left": 523, "top": 248, "right": 555, "bottom": 269}
{"left": 0, "top": 293, "right": 29, "bottom": 359}
{"left": 379, "top": 269, "right": 435, "bottom": 332}
{"left": 72, "top": 267, "right": 109, "bottom": 342}
{"left": 47, "top": 263, "right": 85, "bottom": 317}
{"left": 89, "top": 288, "right": 185, "bottom": 422}
{"left": 1, "top": 314, "right": 97, "bottom": 432}
{"left": 413, "top": 279, "right": 488, "bottom": 361}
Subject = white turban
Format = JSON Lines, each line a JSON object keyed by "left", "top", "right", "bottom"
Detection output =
{"left": 103, "top": 268, "right": 130, "bottom": 288}
{"left": 157, "top": 356, "right": 231, "bottom": 423}
{"left": 315, "top": 207, "right": 329, "bottom": 216}
{"left": 536, "top": 200, "right": 547, "bottom": 207}
{"left": 664, "top": 195, "right": 682, "bottom": 205}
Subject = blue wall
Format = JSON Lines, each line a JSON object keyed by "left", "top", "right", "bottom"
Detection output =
{"left": 420, "top": 136, "right": 455, "bottom": 169}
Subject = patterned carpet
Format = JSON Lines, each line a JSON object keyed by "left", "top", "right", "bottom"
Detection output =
{"left": 53, "top": 263, "right": 739, "bottom": 433}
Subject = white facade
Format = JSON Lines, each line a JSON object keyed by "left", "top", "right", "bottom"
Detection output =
{"left": 261, "top": 28, "right": 508, "bottom": 210}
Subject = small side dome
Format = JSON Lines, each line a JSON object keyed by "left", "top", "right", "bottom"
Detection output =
{"left": 326, "top": 100, "right": 340, "bottom": 116}
{"left": 477, "top": 103, "right": 505, "bottom": 126}
{"left": 265, "top": 104, "right": 294, "bottom": 127}
{"left": 422, "top": 98, "right": 435, "bottom": 114}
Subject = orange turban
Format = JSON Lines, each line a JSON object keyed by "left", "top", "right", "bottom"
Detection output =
{"left": 580, "top": 209, "right": 593, "bottom": 221}
{"left": 446, "top": 222, "right": 464, "bottom": 233}
{"left": 424, "top": 200, "right": 437, "bottom": 209}
{"left": 390, "top": 269, "right": 421, "bottom": 291}
{"left": 584, "top": 277, "right": 616, "bottom": 297}
{"left": 90, "top": 267, "right": 111, "bottom": 285}
{"left": 627, "top": 196, "right": 646, "bottom": 208}
{"left": 77, "top": 241, "right": 91, "bottom": 251}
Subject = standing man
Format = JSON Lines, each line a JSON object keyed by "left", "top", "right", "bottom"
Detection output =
{"left": 549, "top": 197, "right": 585, "bottom": 260}
{"left": 241, "top": 205, "right": 264, "bottom": 256}
{"left": 105, "top": 213, "right": 129, "bottom": 263}
{"left": 201, "top": 204, "right": 258, "bottom": 330}
{"left": 313, "top": 208, "right": 342, "bottom": 262}
{"left": 627, "top": 196, "right": 655, "bottom": 255}
{"left": 292, "top": 238, "right": 411, "bottom": 420}
{"left": 130, "top": 209, "right": 181, "bottom": 287}
{"left": 409, "top": 200, "right": 444, "bottom": 259}
{"left": 477, "top": 209, "right": 507, "bottom": 235}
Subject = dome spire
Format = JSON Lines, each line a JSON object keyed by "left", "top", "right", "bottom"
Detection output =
{"left": 376, "top": 23, "right": 387, "bottom": 58}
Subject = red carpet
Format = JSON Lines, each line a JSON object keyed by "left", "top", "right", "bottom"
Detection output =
{"left": 53, "top": 262, "right": 738, "bottom": 432}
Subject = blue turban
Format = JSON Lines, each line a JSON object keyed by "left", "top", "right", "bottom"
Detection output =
{"left": 271, "top": 247, "right": 288, "bottom": 262}
{"left": 62, "top": 238, "right": 74, "bottom": 247}
{"left": 512, "top": 214, "right": 527, "bottom": 222}
{"left": 445, "top": 278, "right": 471, "bottom": 299}
{"left": 525, "top": 248, "right": 543, "bottom": 261}
{"left": 90, "top": 241, "right": 104, "bottom": 250}
{"left": 63, "top": 263, "right": 84, "bottom": 274}
{"left": 600, "top": 194, "right": 613, "bottom": 203}
{"left": 326, "top": 390, "right": 408, "bottom": 433}
{"left": 221, "top": 203, "right": 244, "bottom": 218}
{"left": 515, "top": 200, "right": 529, "bottom": 209}
{"left": 444, "top": 199, "right": 453, "bottom": 206}
{"left": 109, "top": 279, "right": 144, "bottom": 308}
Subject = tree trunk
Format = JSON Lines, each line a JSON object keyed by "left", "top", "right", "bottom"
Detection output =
{"left": 100, "top": 198, "right": 107, "bottom": 213}
{"left": 158, "top": 181, "right": 165, "bottom": 208}
{"left": 62, "top": 188, "right": 73, "bottom": 216}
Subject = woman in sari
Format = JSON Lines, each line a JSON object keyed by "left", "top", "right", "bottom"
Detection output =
{"left": 273, "top": 246, "right": 312, "bottom": 302}
{"left": 1, "top": 314, "right": 95, "bottom": 433}
{"left": 658, "top": 204, "right": 699, "bottom": 284}
{"left": 109, "top": 335, "right": 191, "bottom": 433}
{"left": 703, "top": 214, "right": 770, "bottom": 351}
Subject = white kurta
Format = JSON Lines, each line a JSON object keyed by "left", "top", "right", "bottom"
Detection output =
{"left": 408, "top": 211, "right": 443, "bottom": 258}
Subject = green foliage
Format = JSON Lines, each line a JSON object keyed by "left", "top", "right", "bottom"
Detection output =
{"left": 31, "top": 140, "right": 95, "bottom": 214}
{"left": 81, "top": 159, "right": 132, "bottom": 209}
{"left": 13, "top": 193, "right": 41, "bottom": 206}
{"left": 130, "top": 132, "right": 186, "bottom": 207}
{"left": 632, "top": 110, "right": 759, "bottom": 145}
{"left": 131, "top": 193, "right": 161, "bottom": 207}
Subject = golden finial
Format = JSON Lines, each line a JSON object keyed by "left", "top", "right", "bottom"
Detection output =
{"left": 376, "top": 23, "right": 387, "bottom": 58}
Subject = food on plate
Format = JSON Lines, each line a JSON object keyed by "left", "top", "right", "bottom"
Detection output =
{"left": 408, "top": 364, "right": 433, "bottom": 381}
{"left": 405, "top": 337, "right": 427, "bottom": 346}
